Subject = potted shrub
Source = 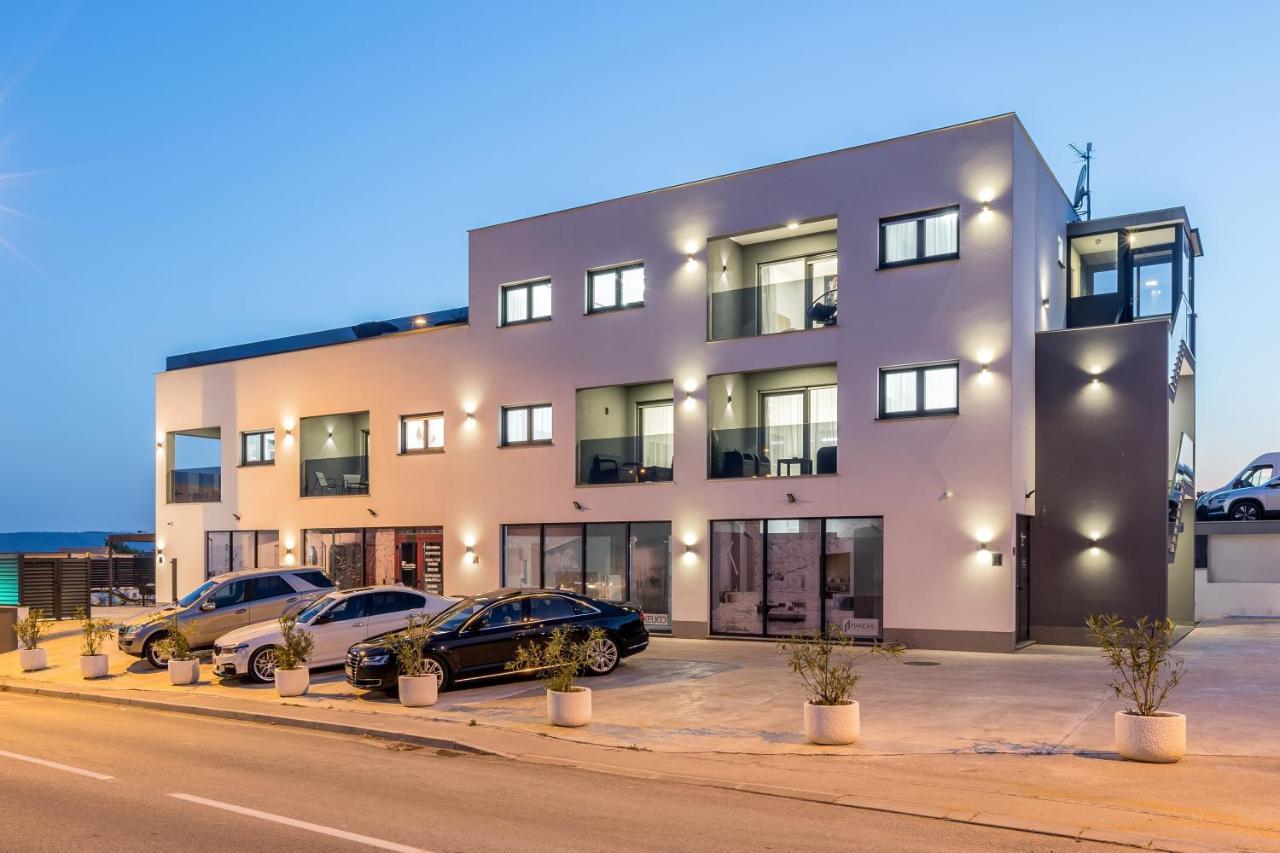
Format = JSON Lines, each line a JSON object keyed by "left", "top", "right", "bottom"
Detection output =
{"left": 507, "top": 625, "right": 605, "bottom": 727}
{"left": 13, "top": 608, "right": 47, "bottom": 672}
{"left": 76, "top": 607, "right": 115, "bottom": 679}
{"left": 273, "top": 614, "right": 314, "bottom": 698}
{"left": 1086, "top": 614, "right": 1186, "bottom": 763}
{"left": 387, "top": 614, "right": 439, "bottom": 707}
{"left": 153, "top": 616, "right": 200, "bottom": 685}
{"left": 778, "top": 628, "right": 902, "bottom": 745}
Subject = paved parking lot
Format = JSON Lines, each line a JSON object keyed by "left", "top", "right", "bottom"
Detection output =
{"left": 4, "top": 616, "right": 1278, "bottom": 755}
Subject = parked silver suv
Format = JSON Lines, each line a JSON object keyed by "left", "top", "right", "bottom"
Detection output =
{"left": 1196, "top": 452, "right": 1280, "bottom": 521}
{"left": 118, "top": 567, "right": 334, "bottom": 668}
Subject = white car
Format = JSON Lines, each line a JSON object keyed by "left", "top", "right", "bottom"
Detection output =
{"left": 212, "top": 585, "right": 452, "bottom": 683}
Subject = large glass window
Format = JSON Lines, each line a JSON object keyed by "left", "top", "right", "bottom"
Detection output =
{"left": 401, "top": 413, "right": 444, "bottom": 453}
{"left": 1069, "top": 232, "right": 1119, "bottom": 296}
{"left": 576, "top": 382, "right": 674, "bottom": 484}
{"left": 879, "top": 363, "right": 959, "bottom": 418}
{"left": 502, "top": 404, "right": 552, "bottom": 446}
{"left": 711, "top": 517, "right": 883, "bottom": 639}
{"left": 1130, "top": 227, "right": 1176, "bottom": 317}
{"left": 708, "top": 367, "right": 838, "bottom": 479}
{"left": 639, "top": 402, "right": 674, "bottom": 470}
{"left": 588, "top": 263, "right": 644, "bottom": 313}
{"left": 299, "top": 412, "right": 369, "bottom": 497}
{"left": 205, "top": 530, "right": 279, "bottom": 579}
{"left": 500, "top": 522, "right": 672, "bottom": 631}
{"left": 879, "top": 207, "right": 959, "bottom": 268}
{"left": 303, "top": 529, "right": 367, "bottom": 589}
{"left": 502, "top": 279, "right": 552, "bottom": 326}
{"left": 241, "top": 430, "right": 275, "bottom": 466}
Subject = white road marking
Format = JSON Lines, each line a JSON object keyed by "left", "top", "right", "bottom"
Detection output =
{"left": 169, "top": 793, "right": 431, "bottom": 852}
{"left": 0, "top": 749, "right": 113, "bottom": 780}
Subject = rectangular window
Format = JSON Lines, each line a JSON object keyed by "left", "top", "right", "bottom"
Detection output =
{"left": 501, "top": 279, "right": 552, "bottom": 326}
{"left": 401, "top": 413, "right": 444, "bottom": 453}
{"left": 500, "top": 522, "right": 672, "bottom": 631}
{"left": 241, "top": 430, "right": 275, "bottom": 466}
{"left": 711, "top": 517, "right": 882, "bottom": 639}
{"left": 206, "top": 529, "right": 279, "bottom": 579}
{"left": 879, "top": 207, "right": 959, "bottom": 268}
{"left": 879, "top": 362, "right": 959, "bottom": 418}
{"left": 587, "top": 263, "right": 644, "bottom": 313}
{"left": 299, "top": 412, "right": 369, "bottom": 497}
{"left": 502, "top": 404, "right": 552, "bottom": 446}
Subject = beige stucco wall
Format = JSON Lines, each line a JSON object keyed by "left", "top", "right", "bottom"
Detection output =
{"left": 156, "top": 115, "right": 1071, "bottom": 648}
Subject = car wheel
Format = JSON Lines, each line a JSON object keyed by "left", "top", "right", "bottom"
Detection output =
{"left": 421, "top": 654, "right": 450, "bottom": 690}
{"left": 1230, "top": 501, "right": 1263, "bottom": 521}
{"left": 144, "top": 635, "right": 169, "bottom": 669}
{"left": 247, "top": 646, "right": 281, "bottom": 684}
{"left": 583, "top": 635, "right": 620, "bottom": 676}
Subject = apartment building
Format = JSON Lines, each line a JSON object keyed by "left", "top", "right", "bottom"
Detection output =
{"left": 155, "top": 113, "right": 1201, "bottom": 651}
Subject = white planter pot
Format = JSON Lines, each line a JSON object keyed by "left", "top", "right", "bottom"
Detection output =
{"left": 80, "top": 654, "right": 109, "bottom": 679}
{"left": 547, "top": 686, "right": 592, "bottom": 727}
{"left": 18, "top": 648, "right": 47, "bottom": 672}
{"left": 167, "top": 658, "right": 200, "bottom": 686}
{"left": 1115, "top": 711, "right": 1186, "bottom": 763}
{"left": 398, "top": 675, "right": 438, "bottom": 707}
{"left": 804, "top": 700, "right": 860, "bottom": 745}
{"left": 274, "top": 666, "right": 310, "bottom": 697}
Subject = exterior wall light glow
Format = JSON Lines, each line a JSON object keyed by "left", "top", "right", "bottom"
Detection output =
{"left": 786, "top": 220, "right": 800, "bottom": 230}
{"left": 465, "top": 546, "right": 478, "bottom": 566}
{"left": 412, "top": 316, "right": 427, "bottom": 327}
{"left": 1041, "top": 297, "right": 1050, "bottom": 308}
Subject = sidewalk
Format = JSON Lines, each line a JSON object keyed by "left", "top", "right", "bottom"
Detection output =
{"left": 4, "top": 620, "right": 1280, "bottom": 850}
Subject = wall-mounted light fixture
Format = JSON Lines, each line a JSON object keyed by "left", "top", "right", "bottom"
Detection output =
{"left": 1090, "top": 375, "right": 1101, "bottom": 385}
{"left": 786, "top": 493, "right": 796, "bottom": 504}
{"left": 977, "top": 540, "right": 990, "bottom": 552}
{"left": 726, "top": 393, "right": 733, "bottom": 405}
{"left": 412, "top": 316, "right": 427, "bottom": 327}
{"left": 980, "top": 363, "right": 990, "bottom": 375}
{"left": 786, "top": 220, "right": 800, "bottom": 230}
{"left": 572, "top": 500, "right": 584, "bottom": 511}
{"left": 156, "top": 440, "right": 164, "bottom": 449}
{"left": 284, "top": 543, "right": 295, "bottom": 564}
{"left": 1041, "top": 297, "right": 1050, "bottom": 308}
{"left": 1088, "top": 533, "right": 1101, "bottom": 551}
{"left": 367, "top": 508, "right": 378, "bottom": 517}
{"left": 721, "top": 262, "right": 728, "bottom": 273}
{"left": 941, "top": 489, "right": 954, "bottom": 500}
{"left": 465, "top": 545, "right": 478, "bottom": 566}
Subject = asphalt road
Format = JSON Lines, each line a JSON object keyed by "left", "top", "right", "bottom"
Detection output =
{"left": 0, "top": 693, "right": 1112, "bottom": 852}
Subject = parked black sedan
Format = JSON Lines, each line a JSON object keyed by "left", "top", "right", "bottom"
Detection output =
{"left": 345, "top": 588, "right": 650, "bottom": 691}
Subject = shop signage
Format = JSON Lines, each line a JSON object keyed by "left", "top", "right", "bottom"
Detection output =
{"left": 423, "top": 539, "right": 444, "bottom": 595}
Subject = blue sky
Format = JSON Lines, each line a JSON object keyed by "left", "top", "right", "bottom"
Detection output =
{"left": 0, "top": 2, "right": 1276, "bottom": 530}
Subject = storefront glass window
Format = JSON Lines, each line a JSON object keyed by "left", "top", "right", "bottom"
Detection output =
{"left": 629, "top": 522, "right": 671, "bottom": 632}
{"left": 503, "top": 525, "right": 541, "bottom": 589}
{"left": 585, "top": 523, "right": 627, "bottom": 602}
{"left": 543, "top": 524, "right": 583, "bottom": 593}
{"left": 710, "top": 520, "right": 765, "bottom": 635}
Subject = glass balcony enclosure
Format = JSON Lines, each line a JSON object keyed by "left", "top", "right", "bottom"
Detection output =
{"left": 300, "top": 412, "right": 370, "bottom": 497}
{"left": 1068, "top": 220, "right": 1196, "bottom": 333}
{"left": 708, "top": 365, "right": 837, "bottom": 479}
{"left": 708, "top": 219, "right": 837, "bottom": 341}
{"left": 576, "top": 381, "right": 674, "bottom": 484}
{"left": 168, "top": 427, "right": 221, "bottom": 503}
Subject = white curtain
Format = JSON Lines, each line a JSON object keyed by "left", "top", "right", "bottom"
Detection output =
{"left": 531, "top": 405, "right": 553, "bottom": 441}
{"left": 883, "top": 371, "right": 917, "bottom": 414}
{"left": 808, "top": 386, "right": 838, "bottom": 464}
{"left": 641, "top": 403, "right": 674, "bottom": 468}
{"left": 924, "top": 211, "right": 958, "bottom": 257}
{"left": 764, "top": 392, "right": 805, "bottom": 475}
{"left": 758, "top": 258, "right": 805, "bottom": 333}
{"left": 884, "top": 220, "right": 917, "bottom": 263}
{"left": 923, "top": 365, "right": 958, "bottom": 411}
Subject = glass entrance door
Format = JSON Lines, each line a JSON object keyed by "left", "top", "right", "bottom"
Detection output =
{"left": 764, "top": 519, "right": 821, "bottom": 636}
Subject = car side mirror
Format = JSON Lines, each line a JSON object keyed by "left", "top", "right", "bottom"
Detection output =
{"left": 200, "top": 600, "right": 216, "bottom": 612}
{"left": 313, "top": 612, "right": 332, "bottom": 625}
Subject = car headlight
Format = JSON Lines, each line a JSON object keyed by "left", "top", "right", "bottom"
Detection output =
{"left": 361, "top": 653, "right": 390, "bottom": 666}
{"left": 124, "top": 624, "right": 143, "bottom": 637}
{"left": 223, "top": 642, "right": 249, "bottom": 653}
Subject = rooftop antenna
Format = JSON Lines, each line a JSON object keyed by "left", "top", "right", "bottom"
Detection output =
{"left": 1069, "top": 142, "right": 1093, "bottom": 220}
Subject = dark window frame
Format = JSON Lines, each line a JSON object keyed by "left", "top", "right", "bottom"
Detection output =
{"left": 399, "top": 412, "right": 445, "bottom": 455}
{"left": 878, "top": 205, "right": 961, "bottom": 270}
{"left": 500, "top": 279, "right": 553, "bottom": 327}
{"left": 205, "top": 529, "right": 281, "bottom": 580}
{"left": 501, "top": 403, "right": 553, "bottom": 447}
{"left": 586, "top": 262, "right": 645, "bottom": 314}
{"left": 878, "top": 362, "right": 960, "bottom": 419}
{"left": 240, "top": 429, "right": 275, "bottom": 467}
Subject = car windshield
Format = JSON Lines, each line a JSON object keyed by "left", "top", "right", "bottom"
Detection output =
{"left": 429, "top": 597, "right": 489, "bottom": 632}
{"left": 297, "top": 594, "right": 339, "bottom": 624}
{"left": 176, "top": 580, "right": 218, "bottom": 608}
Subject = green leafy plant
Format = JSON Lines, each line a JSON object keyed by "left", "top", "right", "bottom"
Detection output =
{"left": 1086, "top": 614, "right": 1184, "bottom": 716}
{"left": 76, "top": 607, "right": 116, "bottom": 657}
{"left": 274, "top": 614, "right": 314, "bottom": 671}
{"left": 152, "top": 616, "right": 195, "bottom": 662}
{"left": 778, "top": 627, "right": 903, "bottom": 706}
{"left": 385, "top": 613, "right": 435, "bottom": 676}
{"left": 13, "top": 609, "right": 45, "bottom": 650}
{"left": 507, "top": 624, "right": 605, "bottom": 693}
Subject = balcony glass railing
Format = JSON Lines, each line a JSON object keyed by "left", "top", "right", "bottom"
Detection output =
{"left": 708, "top": 424, "right": 837, "bottom": 478}
{"left": 710, "top": 279, "right": 837, "bottom": 341}
{"left": 577, "top": 435, "right": 674, "bottom": 484}
{"left": 170, "top": 467, "right": 221, "bottom": 503}
{"left": 302, "top": 456, "right": 369, "bottom": 497}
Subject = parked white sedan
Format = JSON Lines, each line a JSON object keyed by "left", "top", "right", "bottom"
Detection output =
{"left": 212, "top": 585, "right": 452, "bottom": 683}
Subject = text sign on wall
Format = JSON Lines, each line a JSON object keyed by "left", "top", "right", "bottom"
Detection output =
{"left": 422, "top": 538, "right": 444, "bottom": 595}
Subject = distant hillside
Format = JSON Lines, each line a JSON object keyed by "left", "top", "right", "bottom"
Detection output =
{"left": 0, "top": 531, "right": 117, "bottom": 553}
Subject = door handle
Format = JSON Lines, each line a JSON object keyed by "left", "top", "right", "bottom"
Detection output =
{"left": 235, "top": 608, "right": 247, "bottom": 615}
{"left": 286, "top": 597, "right": 298, "bottom": 602}
{"left": 352, "top": 621, "right": 365, "bottom": 627}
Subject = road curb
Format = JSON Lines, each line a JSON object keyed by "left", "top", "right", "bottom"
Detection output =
{"left": 0, "top": 681, "right": 1237, "bottom": 852}
{"left": 0, "top": 681, "right": 502, "bottom": 757}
